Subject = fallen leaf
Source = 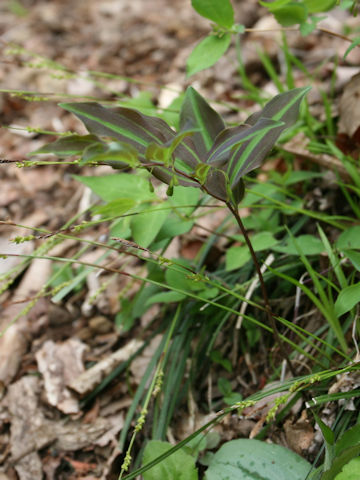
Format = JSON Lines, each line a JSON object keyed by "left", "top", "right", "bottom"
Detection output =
{"left": 69, "top": 338, "right": 142, "bottom": 396}
{"left": 35, "top": 338, "right": 87, "bottom": 414}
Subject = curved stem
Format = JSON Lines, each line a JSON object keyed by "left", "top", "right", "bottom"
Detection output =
{"left": 227, "top": 202, "right": 296, "bottom": 377}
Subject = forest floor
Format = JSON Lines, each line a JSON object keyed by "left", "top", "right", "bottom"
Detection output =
{"left": 0, "top": 1, "right": 360, "bottom": 479}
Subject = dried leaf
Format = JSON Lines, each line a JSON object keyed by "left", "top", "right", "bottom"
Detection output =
{"left": 35, "top": 339, "right": 87, "bottom": 414}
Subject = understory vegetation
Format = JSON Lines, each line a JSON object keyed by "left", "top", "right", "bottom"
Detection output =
{"left": 1, "top": 0, "right": 360, "bottom": 479}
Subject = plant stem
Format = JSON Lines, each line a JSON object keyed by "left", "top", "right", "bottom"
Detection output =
{"left": 227, "top": 202, "right": 297, "bottom": 377}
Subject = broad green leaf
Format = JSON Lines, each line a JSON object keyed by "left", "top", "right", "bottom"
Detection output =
{"left": 334, "top": 282, "right": 360, "bottom": 317}
{"left": 335, "top": 425, "right": 360, "bottom": 457}
{"left": 74, "top": 173, "right": 155, "bottom": 203}
{"left": 165, "top": 261, "right": 203, "bottom": 292}
{"left": 226, "top": 232, "right": 277, "bottom": 271}
{"left": 303, "top": 0, "right": 336, "bottom": 13}
{"left": 155, "top": 217, "right": 194, "bottom": 242}
{"left": 91, "top": 198, "right": 135, "bottom": 217}
{"left": 272, "top": 3, "right": 308, "bottom": 26}
{"left": 168, "top": 186, "right": 200, "bottom": 215}
{"left": 334, "top": 456, "right": 360, "bottom": 480}
{"left": 259, "top": 0, "right": 292, "bottom": 11}
{"left": 300, "top": 15, "right": 326, "bottom": 36}
{"left": 252, "top": 231, "right": 278, "bottom": 250}
{"left": 146, "top": 291, "right": 186, "bottom": 305}
{"left": 187, "top": 34, "right": 231, "bottom": 76}
{"left": 131, "top": 205, "right": 169, "bottom": 248}
{"left": 225, "top": 246, "right": 251, "bottom": 271}
{"left": 336, "top": 227, "right": 360, "bottom": 250}
{"left": 191, "top": 0, "right": 234, "bottom": 28}
{"left": 29, "top": 134, "right": 101, "bottom": 157}
{"left": 142, "top": 440, "right": 198, "bottom": 480}
{"left": 205, "top": 439, "right": 311, "bottom": 480}
{"left": 180, "top": 87, "right": 225, "bottom": 158}
{"left": 272, "top": 234, "right": 324, "bottom": 255}
{"left": 322, "top": 445, "right": 360, "bottom": 480}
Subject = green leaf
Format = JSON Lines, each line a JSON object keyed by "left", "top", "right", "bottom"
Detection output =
{"left": 300, "top": 15, "right": 326, "bottom": 36}
{"left": 74, "top": 173, "right": 155, "bottom": 203}
{"left": 29, "top": 134, "right": 101, "bottom": 157}
{"left": 252, "top": 231, "right": 279, "bottom": 250}
{"left": 303, "top": 0, "right": 337, "bottom": 13}
{"left": 322, "top": 445, "right": 360, "bottom": 480}
{"left": 335, "top": 425, "right": 360, "bottom": 457}
{"left": 343, "top": 250, "right": 360, "bottom": 271}
{"left": 334, "top": 456, "right": 360, "bottom": 480}
{"left": 180, "top": 87, "right": 225, "bottom": 158}
{"left": 272, "top": 3, "right": 308, "bottom": 26}
{"left": 80, "top": 141, "right": 138, "bottom": 168}
{"left": 217, "top": 377, "right": 233, "bottom": 395}
{"left": 191, "top": 0, "right": 234, "bottom": 28}
{"left": 131, "top": 205, "right": 169, "bottom": 248}
{"left": 272, "top": 234, "right": 324, "bottom": 255}
{"left": 259, "top": 0, "right": 292, "bottom": 12}
{"left": 225, "top": 232, "right": 278, "bottom": 271}
{"left": 146, "top": 291, "right": 186, "bottom": 305}
{"left": 225, "top": 246, "right": 251, "bottom": 271}
{"left": 336, "top": 227, "right": 360, "bottom": 250}
{"left": 313, "top": 412, "right": 335, "bottom": 446}
{"left": 343, "top": 36, "right": 360, "bottom": 60}
{"left": 211, "top": 352, "right": 232, "bottom": 372}
{"left": 187, "top": 34, "right": 231, "bottom": 76}
{"left": 283, "top": 170, "right": 323, "bottom": 185}
{"left": 205, "top": 439, "right": 311, "bottom": 480}
{"left": 168, "top": 185, "right": 200, "bottom": 215}
{"left": 142, "top": 440, "right": 198, "bottom": 480}
{"left": 91, "top": 198, "right": 135, "bottom": 217}
{"left": 334, "top": 282, "right": 360, "bottom": 317}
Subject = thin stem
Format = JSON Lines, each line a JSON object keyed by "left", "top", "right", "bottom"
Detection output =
{"left": 227, "top": 202, "right": 297, "bottom": 377}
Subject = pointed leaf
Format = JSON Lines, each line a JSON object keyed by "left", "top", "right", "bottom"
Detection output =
{"left": 246, "top": 86, "right": 311, "bottom": 126}
{"left": 180, "top": 87, "right": 225, "bottom": 159}
{"left": 228, "top": 119, "right": 285, "bottom": 182}
{"left": 191, "top": 0, "right": 234, "bottom": 28}
{"left": 334, "top": 282, "right": 360, "bottom": 317}
{"left": 206, "top": 119, "right": 282, "bottom": 169}
{"left": 30, "top": 134, "right": 102, "bottom": 157}
{"left": 187, "top": 34, "right": 231, "bottom": 77}
{"left": 222, "top": 87, "right": 310, "bottom": 204}
{"left": 59, "top": 102, "right": 176, "bottom": 157}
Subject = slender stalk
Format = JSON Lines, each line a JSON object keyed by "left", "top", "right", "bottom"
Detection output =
{"left": 227, "top": 202, "right": 297, "bottom": 377}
